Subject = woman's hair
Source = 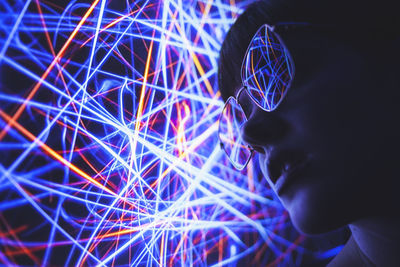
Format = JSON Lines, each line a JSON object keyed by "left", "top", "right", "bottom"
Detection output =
{"left": 217, "top": 0, "right": 400, "bottom": 101}
{"left": 217, "top": 0, "right": 285, "bottom": 101}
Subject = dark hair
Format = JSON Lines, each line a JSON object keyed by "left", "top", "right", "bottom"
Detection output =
{"left": 217, "top": 0, "right": 400, "bottom": 101}
{"left": 217, "top": 0, "right": 286, "bottom": 101}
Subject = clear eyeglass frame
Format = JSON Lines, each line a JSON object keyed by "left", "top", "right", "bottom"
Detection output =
{"left": 218, "top": 24, "right": 295, "bottom": 170}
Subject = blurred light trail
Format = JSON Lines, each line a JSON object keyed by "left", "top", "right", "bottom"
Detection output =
{"left": 0, "top": 0, "right": 344, "bottom": 265}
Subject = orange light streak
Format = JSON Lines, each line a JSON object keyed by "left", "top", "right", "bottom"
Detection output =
{"left": 159, "top": 232, "right": 165, "bottom": 267}
{"left": 167, "top": 8, "right": 214, "bottom": 96}
{"left": 36, "top": 8, "right": 85, "bottom": 131}
{"left": 229, "top": 0, "right": 238, "bottom": 18}
{"left": 135, "top": 40, "right": 154, "bottom": 133}
{"left": 0, "top": 214, "right": 40, "bottom": 265}
{"left": 170, "top": 230, "right": 188, "bottom": 265}
{"left": 250, "top": 52, "right": 266, "bottom": 100}
{"left": 0, "top": 0, "right": 100, "bottom": 141}
{"left": 218, "top": 231, "right": 223, "bottom": 265}
{"left": 176, "top": 102, "right": 190, "bottom": 156}
{"left": 247, "top": 159, "right": 255, "bottom": 192}
{"left": 130, "top": 34, "right": 155, "bottom": 167}
{"left": 0, "top": 109, "right": 117, "bottom": 197}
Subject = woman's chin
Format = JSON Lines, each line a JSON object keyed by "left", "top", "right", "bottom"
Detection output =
{"left": 282, "top": 186, "right": 354, "bottom": 235}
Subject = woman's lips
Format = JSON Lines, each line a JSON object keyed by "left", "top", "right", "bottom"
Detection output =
{"left": 264, "top": 149, "right": 310, "bottom": 195}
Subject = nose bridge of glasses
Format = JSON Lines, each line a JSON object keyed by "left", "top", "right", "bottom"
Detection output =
{"left": 237, "top": 85, "right": 270, "bottom": 120}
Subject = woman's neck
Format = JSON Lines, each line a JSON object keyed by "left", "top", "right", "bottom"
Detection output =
{"left": 328, "top": 217, "right": 400, "bottom": 266}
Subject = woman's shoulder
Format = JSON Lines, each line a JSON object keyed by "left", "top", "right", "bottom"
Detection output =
{"left": 327, "top": 235, "right": 375, "bottom": 267}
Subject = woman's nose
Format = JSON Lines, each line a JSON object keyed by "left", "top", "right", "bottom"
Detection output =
{"left": 241, "top": 107, "right": 288, "bottom": 149}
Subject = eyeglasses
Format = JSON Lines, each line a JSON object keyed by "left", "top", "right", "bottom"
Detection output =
{"left": 218, "top": 24, "right": 295, "bottom": 170}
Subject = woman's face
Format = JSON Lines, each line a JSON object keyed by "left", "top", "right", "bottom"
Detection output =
{"left": 227, "top": 30, "right": 400, "bottom": 234}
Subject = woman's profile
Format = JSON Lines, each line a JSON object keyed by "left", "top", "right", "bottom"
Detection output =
{"left": 217, "top": 0, "right": 400, "bottom": 265}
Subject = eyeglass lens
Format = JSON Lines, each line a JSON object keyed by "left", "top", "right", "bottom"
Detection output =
{"left": 218, "top": 96, "right": 252, "bottom": 170}
{"left": 241, "top": 25, "right": 294, "bottom": 111}
{"left": 219, "top": 24, "right": 294, "bottom": 169}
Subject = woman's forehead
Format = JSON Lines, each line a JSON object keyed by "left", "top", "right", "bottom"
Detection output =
{"left": 220, "top": 27, "right": 369, "bottom": 105}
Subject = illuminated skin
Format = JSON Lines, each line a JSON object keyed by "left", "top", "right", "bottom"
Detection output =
{"left": 224, "top": 28, "right": 400, "bottom": 264}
